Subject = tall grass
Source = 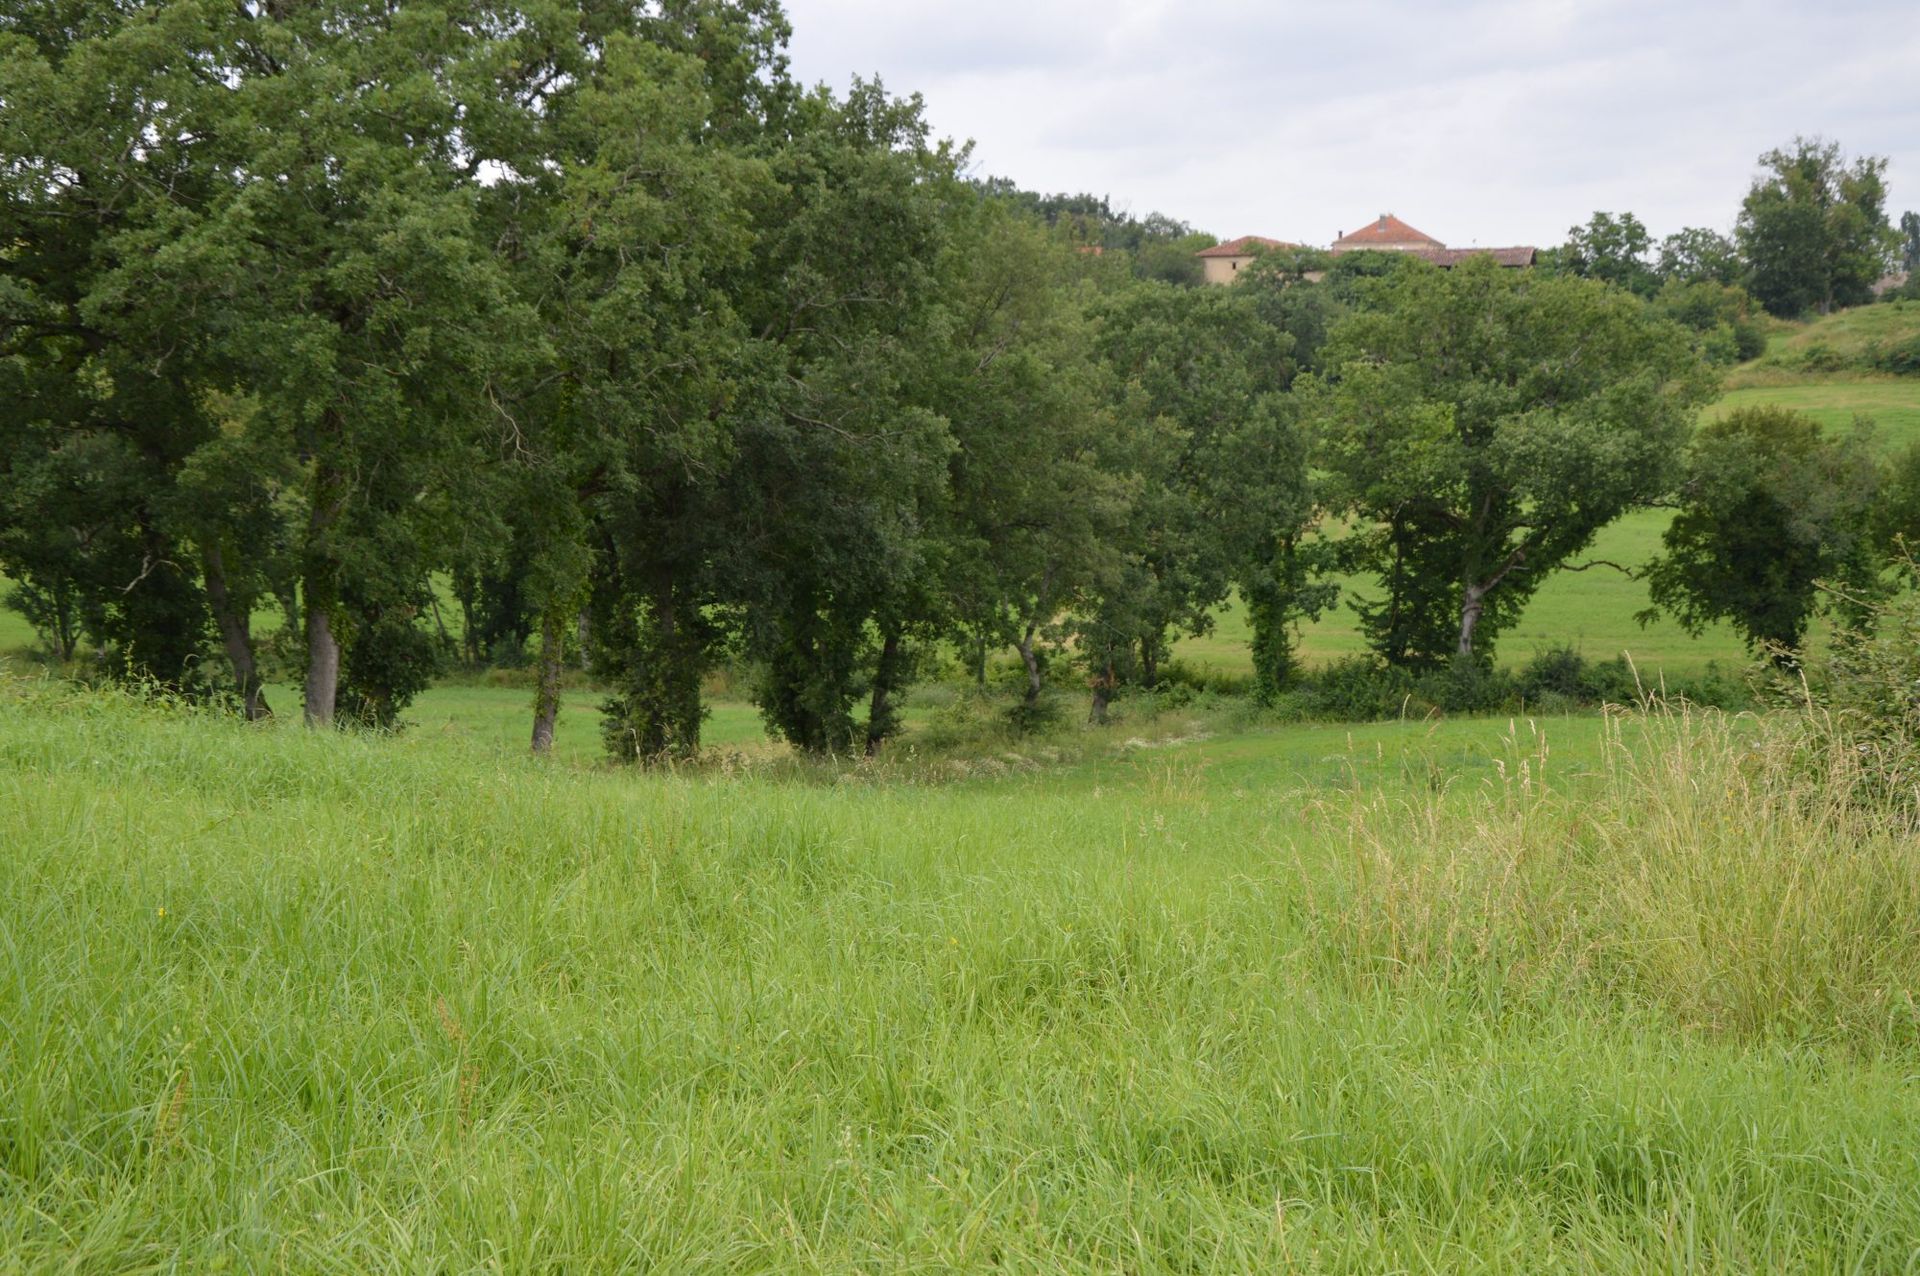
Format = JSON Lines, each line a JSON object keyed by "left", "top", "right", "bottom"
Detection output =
{"left": 2, "top": 676, "right": 1919, "bottom": 1270}
{"left": 1318, "top": 707, "right": 1920, "bottom": 1049}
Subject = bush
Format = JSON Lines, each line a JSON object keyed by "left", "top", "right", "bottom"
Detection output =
{"left": 1732, "top": 314, "right": 1769, "bottom": 362}
{"left": 1515, "top": 645, "right": 1590, "bottom": 700}
{"left": 1298, "top": 655, "right": 1420, "bottom": 721}
{"left": 1770, "top": 575, "right": 1920, "bottom": 807}
{"left": 1663, "top": 660, "right": 1753, "bottom": 711}
{"left": 1514, "top": 646, "right": 1650, "bottom": 708}
{"left": 1004, "top": 694, "right": 1065, "bottom": 736}
{"left": 1149, "top": 659, "right": 1255, "bottom": 700}
{"left": 1415, "top": 655, "right": 1516, "bottom": 713}
{"left": 1794, "top": 341, "right": 1848, "bottom": 372}
{"left": 1869, "top": 333, "right": 1920, "bottom": 375}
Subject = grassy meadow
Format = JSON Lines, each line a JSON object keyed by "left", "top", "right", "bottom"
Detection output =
{"left": 5, "top": 674, "right": 1920, "bottom": 1270}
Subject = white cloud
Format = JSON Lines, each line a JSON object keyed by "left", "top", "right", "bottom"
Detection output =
{"left": 781, "top": 0, "right": 1920, "bottom": 246}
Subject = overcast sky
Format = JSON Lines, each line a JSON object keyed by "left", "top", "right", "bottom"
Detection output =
{"left": 779, "top": 0, "right": 1920, "bottom": 250}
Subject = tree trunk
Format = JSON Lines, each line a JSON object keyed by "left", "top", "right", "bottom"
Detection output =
{"left": 864, "top": 627, "right": 904, "bottom": 758}
{"left": 428, "top": 591, "right": 452, "bottom": 651}
{"left": 974, "top": 636, "right": 988, "bottom": 689}
{"left": 1457, "top": 581, "right": 1487, "bottom": 658}
{"left": 1089, "top": 659, "right": 1115, "bottom": 725}
{"left": 202, "top": 544, "right": 270, "bottom": 721}
{"left": 303, "top": 600, "right": 339, "bottom": 727}
{"left": 1016, "top": 625, "right": 1042, "bottom": 706}
{"left": 1139, "top": 638, "right": 1159, "bottom": 690}
{"left": 51, "top": 586, "right": 78, "bottom": 663}
{"left": 455, "top": 576, "right": 480, "bottom": 666}
{"left": 530, "top": 607, "right": 566, "bottom": 754}
{"left": 303, "top": 449, "right": 346, "bottom": 728}
{"left": 576, "top": 604, "right": 593, "bottom": 671}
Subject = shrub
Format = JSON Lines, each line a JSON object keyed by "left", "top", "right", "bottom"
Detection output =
{"left": 1300, "top": 655, "right": 1420, "bottom": 721}
{"left": 1732, "top": 314, "right": 1769, "bottom": 361}
{"left": 1515, "top": 645, "right": 1590, "bottom": 700}
{"left": 1415, "top": 655, "right": 1517, "bottom": 713}
{"left": 1794, "top": 341, "right": 1847, "bottom": 372}
{"left": 1769, "top": 574, "right": 1920, "bottom": 806}
{"left": 1869, "top": 333, "right": 1920, "bottom": 375}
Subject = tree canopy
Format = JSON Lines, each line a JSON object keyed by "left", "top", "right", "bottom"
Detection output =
{"left": 1738, "top": 137, "right": 1895, "bottom": 317}
{"left": 1306, "top": 258, "right": 1716, "bottom": 668}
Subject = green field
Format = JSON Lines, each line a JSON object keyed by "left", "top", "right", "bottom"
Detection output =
{"left": 4, "top": 675, "right": 1918, "bottom": 1269}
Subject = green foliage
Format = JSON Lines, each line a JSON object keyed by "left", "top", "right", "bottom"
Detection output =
{"left": 1307, "top": 258, "right": 1716, "bottom": 670}
{"left": 1900, "top": 211, "right": 1920, "bottom": 275}
{"left": 1868, "top": 332, "right": 1920, "bottom": 375}
{"left": 1774, "top": 555, "right": 1920, "bottom": 804}
{"left": 1738, "top": 136, "right": 1896, "bottom": 316}
{"left": 1651, "top": 279, "right": 1768, "bottom": 364}
{"left": 1656, "top": 226, "right": 1742, "bottom": 286}
{"left": 1081, "top": 279, "right": 1315, "bottom": 706}
{"left": 1560, "top": 211, "right": 1659, "bottom": 297}
{"left": 1645, "top": 406, "right": 1882, "bottom": 657}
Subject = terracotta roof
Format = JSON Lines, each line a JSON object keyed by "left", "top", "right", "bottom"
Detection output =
{"left": 1195, "top": 235, "right": 1301, "bottom": 259}
{"left": 1332, "top": 214, "right": 1443, "bottom": 249}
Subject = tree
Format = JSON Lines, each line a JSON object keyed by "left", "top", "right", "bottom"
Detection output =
{"left": 1305, "top": 257, "right": 1715, "bottom": 669}
{"left": 1087, "top": 280, "right": 1321, "bottom": 705}
{"left": 1652, "top": 279, "right": 1768, "bottom": 364}
{"left": 469, "top": 17, "right": 771, "bottom": 755}
{"left": 1892, "top": 212, "right": 1920, "bottom": 299}
{"left": 1737, "top": 137, "right": 1894, "bottom": 316}
{"left": 720, "top": 80, "right": 967, "bottom": 756}
{"left": 0, "top": 3, "right": 282, "bottom": 701}
{"left": 1656, "top": 227, "right": 1742, "bottom": 286}
{"left": 1645, "top": 406, "right": 1881, "bottom": 658}
{"left": 1561, "top": 211, "right": 1659, "bottom": 297}
{"left": 35, "top": 3, "right": 524, "bottom": 728}
{"left": 934, "top": 211, "right": 1132, "bottom": 723}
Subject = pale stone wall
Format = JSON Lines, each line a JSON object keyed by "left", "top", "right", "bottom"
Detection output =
{"left": 1202, "top": 256, "right": 1251, "bottom": 285}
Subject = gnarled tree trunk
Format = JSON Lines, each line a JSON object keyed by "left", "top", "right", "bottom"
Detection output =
{"left": 1088, "top": 658, "right": 1115, "bottom": 725}
{"left": 1457, "top": 581, "right": 1487, "bottom": 658}
{"left": 1015, "top": 623, "right": 1042, "bottom": 707}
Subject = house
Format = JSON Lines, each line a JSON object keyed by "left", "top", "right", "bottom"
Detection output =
{"left": 1195, "top": 235, "right": 1301, "bottom": 285}
{"left": 1196, "top": 215, "right": 1537, "bottom": 284}
{"left": 1330, "top": 214, "right": 1443, "bottom": 253}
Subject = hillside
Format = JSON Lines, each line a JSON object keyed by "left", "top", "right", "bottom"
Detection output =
{"left": 1732, "top": 298, "right": 1920, "bottom": 382}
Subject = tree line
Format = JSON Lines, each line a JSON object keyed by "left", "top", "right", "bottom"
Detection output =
{"left": 1550, "top": 136, "right": 1911, "bottom": 317}
{"left": 0, "top": 3, "right": 1908, "bottom": 758}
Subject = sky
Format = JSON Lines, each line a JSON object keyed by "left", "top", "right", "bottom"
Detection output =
{"left": 779, "top": 0, "right": 1920, "bottom": 250}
